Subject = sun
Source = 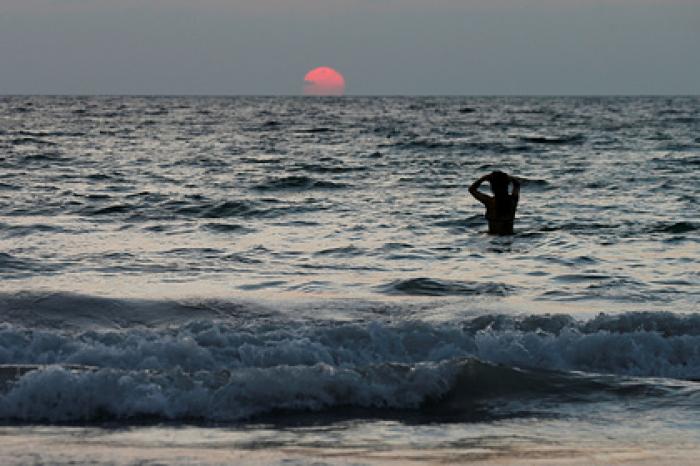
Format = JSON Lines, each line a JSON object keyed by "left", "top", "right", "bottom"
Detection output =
{"left": 303, "top": 67, "right": 346, "bottom": 96}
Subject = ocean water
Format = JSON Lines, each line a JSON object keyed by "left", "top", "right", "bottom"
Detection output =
{"left": 0, "top": 96, "right": 699, "bottom": 464}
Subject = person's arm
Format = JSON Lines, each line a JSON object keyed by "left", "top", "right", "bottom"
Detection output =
{"left": 510, "top": 176, "right": 521, "bottom": 204}
{"left": 469, "top": 173, "right": 492, "bottom": 205}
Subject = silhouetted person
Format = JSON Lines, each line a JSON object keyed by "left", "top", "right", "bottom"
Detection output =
{"left": 469, "top": 171, "right": 520, "bottom": 235}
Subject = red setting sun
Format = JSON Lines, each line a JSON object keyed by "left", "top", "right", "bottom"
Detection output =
{"left": 303, "top": 67, "right": 346, "bottom": 96}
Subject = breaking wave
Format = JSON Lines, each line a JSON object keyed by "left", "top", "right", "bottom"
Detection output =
{"left": 0, "top": 293, "right": 699, "bottom": 422}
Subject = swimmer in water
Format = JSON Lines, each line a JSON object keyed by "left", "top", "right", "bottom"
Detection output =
{"left": 469, "top": 170, "right": 520, "bottom": 235}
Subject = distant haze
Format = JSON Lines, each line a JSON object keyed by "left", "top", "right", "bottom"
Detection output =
{"left": 0, "top": 0, "right": 698, "bottom": 95}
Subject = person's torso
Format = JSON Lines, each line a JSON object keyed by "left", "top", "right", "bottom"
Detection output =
{"left": 485, "top": 197, "right": 517, "bottom": 234}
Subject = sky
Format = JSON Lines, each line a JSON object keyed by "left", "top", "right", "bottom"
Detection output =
{"left": 0, "top": 0, "right": 698, "bottom": 95}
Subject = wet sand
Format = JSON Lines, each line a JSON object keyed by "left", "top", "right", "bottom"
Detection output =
{"left": 1, "top": 426, "right": 698, "bottom": 466}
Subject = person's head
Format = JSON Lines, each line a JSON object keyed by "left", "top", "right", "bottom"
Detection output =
{"left": 489, "top": 170, "right": 510, "bottom": 199}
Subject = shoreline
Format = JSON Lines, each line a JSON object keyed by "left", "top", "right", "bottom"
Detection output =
{"left": 1, "top": 425, "right": 698, "bottom": 465}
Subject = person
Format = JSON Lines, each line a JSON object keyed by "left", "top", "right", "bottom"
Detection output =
{"left": 469, "top": 170, "right": 520, "bottom": 235}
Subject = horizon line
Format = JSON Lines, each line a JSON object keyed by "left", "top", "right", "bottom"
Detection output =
{"left": 1, "top": 93, "right": 699, "bottom": 98}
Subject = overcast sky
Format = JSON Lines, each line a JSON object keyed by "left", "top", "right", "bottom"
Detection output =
{"left": 1, "top": 0, "right": 698, "bottom": 95}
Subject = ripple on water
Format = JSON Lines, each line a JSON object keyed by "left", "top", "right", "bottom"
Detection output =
{"left": 200, "top": 223, "right": 253, "bottom": 234}
{"left": 314, "top": 246, "right": 367, "bottom": 257}
{"left": 253, "top": 175, "right": 349, "bottom": 191}
{"left": 650, "top": 221, "right": 698, "bottom": 235}
{"left": 0, "top": 252, "right": 65, "bottom": 276}
{"left": 515, "top": 134, "right": 585, "bottom": 145}
{"left": 380, "top": 277, "right": 514, "bottom": 297}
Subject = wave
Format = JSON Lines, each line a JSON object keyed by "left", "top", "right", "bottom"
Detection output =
{"left": 10, "top": 105, "right": 34, "bottom": 113}
{"left": 314, "top": 246, "right": 366, "bottom": 257}
{"left": 199, "top": 200, "right": 257, "bottom": 218}
{"left": 541, "top": 221, "right": 619, "bottom": 233}
{"left": 16, "top": 152, "right": 72, "bottom": 164}
{"left": 651, "top": 154, "right": 700, "bottom": 167}
{"left": 295, "top": 127, "right": 334, "bottom": 134}
{"left": 3, "top": 293, "right": 700, "bottom": 372}
{"left": 0, "top": 253, "right": 38, "bottom": 272}
{"left": 13, "top": 130, "right": 86, "bottom": 138}
{"left": 381, "top": 278, "right": 513, "bottom": 297}
{"left": 254, "top": 176, "right": 348, "bottom": 191}
{"left": 434, "top": 215, "right": 484, "bottom": 230}
{"left": 0, "top": 357, "right": 694, "bottom": 423}
{"left": 516, "top": 134, "right": 585, "bottom": 145}
{"left": 85, "top": 204, "right": 134, "bottom": 216}
{"left": 200, "top": 222, "right": 251, "bottom": 234}
{"left": 77, "top": 197, "right": 325, "bottom": 221}
{"left": 292, "top": 162, "right": 367, "bottom": 174}
{"left": 0, "top": 254, "right": 65, "bottom": 275}
{"left": 651, "top": 222, "right": 698, "bottom": 235}
{"left": 387, "top": 139, "right": 524, "bottom": 154}
{"left": 520, "top": 178, "right": 553, "bottom": 191}
{"left": 0, "top": 222, "right": 68, "bottom": 238}
{"left": 2, "top": 293, "right": 700, "bottom": 422}
{"left": 662, "top": 116, "right": 699, "bottom": 124}
{"left": 543, "top": 220, "right": 699, "bottom": 237}
{"left": 9, "top": 137, "right": 57, "bottom": 146}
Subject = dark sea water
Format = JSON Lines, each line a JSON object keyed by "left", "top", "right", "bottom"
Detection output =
{"left": 0, "top": 96, "right": 699, "bottom": 464}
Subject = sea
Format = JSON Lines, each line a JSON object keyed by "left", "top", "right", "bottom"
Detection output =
{"left": 0, "top": 96, "right": 698, "bottom": 465}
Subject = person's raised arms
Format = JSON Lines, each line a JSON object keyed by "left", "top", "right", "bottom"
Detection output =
{"left": 510, "top": 176, "right": 521, "bottom": 204}
{"left": 469, "top": 173, "right": 493, "bottom": 205}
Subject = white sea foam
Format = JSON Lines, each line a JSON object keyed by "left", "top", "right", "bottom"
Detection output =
{"left": 1, "top": 304, "right": 700, "bottom": 422}
{"left": 0, "top": 360, "right": 461, "bottom": 422}
{"left": 3, "top": 312, "right": 700, "bottom": 376}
